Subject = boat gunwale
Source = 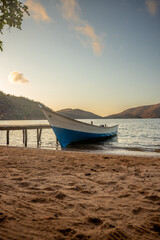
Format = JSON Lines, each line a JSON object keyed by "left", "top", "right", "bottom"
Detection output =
{"left": 41, "top": 107, "right": 118, "bottom": 130}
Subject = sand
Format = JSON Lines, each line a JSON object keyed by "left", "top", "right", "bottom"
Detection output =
{"left": 0, "top": 146, "right": 160, "bottom": 240}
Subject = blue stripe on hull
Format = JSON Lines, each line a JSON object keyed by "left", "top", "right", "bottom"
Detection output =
{"left": 52, "top": 126, "right": 117, "bottom": 148}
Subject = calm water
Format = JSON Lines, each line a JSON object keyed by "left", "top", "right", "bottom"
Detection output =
{"left": 0, "top": 119, "right": 160, "bottom": 156}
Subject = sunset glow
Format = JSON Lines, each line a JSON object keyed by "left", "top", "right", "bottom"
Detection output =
{"left": 0, "top": 0, "right": 160, "bottom": 116}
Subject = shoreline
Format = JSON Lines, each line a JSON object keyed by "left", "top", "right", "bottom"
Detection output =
{"left": 0, "top": 146, "right": 160, "bottom": 239}
{"left": 0, "top": 143, "right": 160, "bottom": 158}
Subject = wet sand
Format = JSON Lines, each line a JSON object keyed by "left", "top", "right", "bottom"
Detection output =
{"left": 0, "top": 146, "right": 160, "bottom": 240}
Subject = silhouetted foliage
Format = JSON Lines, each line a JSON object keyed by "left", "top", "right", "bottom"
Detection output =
{"left": 0, "top": 0, "right": 29, "bottom": 51}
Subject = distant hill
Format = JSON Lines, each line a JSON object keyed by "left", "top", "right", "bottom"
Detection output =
{"left": 0, "top": 91, "right": 50, "bottom": 120}
{"left": 57, "top": 108, "right": 102, "bottom": 119}
{"left": 0, "top": 91, "right": 159, "bottom": 120}
{"left": 0, "top": 91, "right": 102, "bottom": 120}
{"left": 105, "top": 103, "right": 160, "bottom": 119}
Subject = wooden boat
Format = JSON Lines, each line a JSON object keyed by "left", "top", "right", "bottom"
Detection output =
{"left": 39, "top": 106, "right": 118, "bottom": 148}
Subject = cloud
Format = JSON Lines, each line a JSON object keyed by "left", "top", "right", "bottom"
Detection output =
{"left": 60, "top": 0, "right": 102, "bottom": 55}
{"left": 61, "top": 0, "right": 80, "bottom": 21}
{"left": 146, "top": 0, "right": 160, "bottom": 16}
{"left": 8, "top": 72, "right": 29, "bottom": 84}
{"left": 75, "top": 23, "right": 102, "bottom": 55}
{"left": 25, "top": 0, "right": 52, "bottom": 22}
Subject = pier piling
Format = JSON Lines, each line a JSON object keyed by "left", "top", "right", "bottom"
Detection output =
{"left": 6, "top": 130, "right": 9, "bottom": 145}
{"left": 37, "top": 128, "right": 42, "bottom": 147}
{"left": 0, "top": 123, "right": 51, "bottom": 148}
{"left": 24, "top": 129, "right": 27, "bottom": 147}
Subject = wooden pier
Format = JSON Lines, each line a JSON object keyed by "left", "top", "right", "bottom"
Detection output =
{"left": 0, "top": 121, "right": 51, "bottom": 147}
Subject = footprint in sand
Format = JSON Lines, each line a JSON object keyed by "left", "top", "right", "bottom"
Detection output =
{"left": 132, "top": 207, "right": 145, "bottom": 215}
{"left": 107, "top": 181, "right": 117, "bottom": 185}
{"left": 32, "top": 178, "right": 47, "bottom": 182}
{"left": 80, "top": 190, "right": 92, "bottom": 194}
{"left": 58, "top": 228, "right": 76, "bottom": 237}
{"left": 119, "top": 193, "right": 131, "bottom": 198}
{"left": 74, "top": 233, "right": 90, "bottom": 240}
{"left": 132, "top": 206, "right": 160, "bottom": 215}
{"left": 31, "top": 198, "right": 47, "bottom": 203}
{"left": 144, "top": 195, "right": 160, "bottom": 202}
{"left": 19, "top": 182, "right": 30, "bottom": 188}
{"left": 11, "top": 177, "right": 23, "bottom": 181}
{"left": 133, "top": 221, "right": 159, "bottom": 238}
{"left": 101, "top": 222, "right": 115, "bottom": 230}
{"left": 150, "top": 216, "right": 160, "bottom": 235}
{"left": 0, "top": 213, "right": 6, "bottom": 223}
{"left": 55, "top": 191, "right": 67, "bottom": 200}
{"left": 43, "top": 187, "right": 54, "bottom": 191}
{"left": 107, "top": 227, "right": 130, "bottom": 239}
{"left": 87, "top": 217, "right": 103, "bottom": 226}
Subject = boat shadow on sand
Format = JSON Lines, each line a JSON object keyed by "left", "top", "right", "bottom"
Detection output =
{"left": 63, "top": 135, "right": 118, "bottom": 152}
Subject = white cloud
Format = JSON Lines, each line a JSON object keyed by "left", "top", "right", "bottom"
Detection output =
{"left": 60, "top": 0, "right": 103, "bottom": 56}
{"left": 146, "top": 0, "right": 160, "bottom": 16}
{"left": 8, "top": 72, "right": 29, "bottom": 84}
{"left": 61, "top": 0, "right": 80, "bottom": 22}
{"left": 75, "top": 23, "right": 102, "bottom": 56}
{"left": 25, "top": 0, "right": 52, "bottom": 22}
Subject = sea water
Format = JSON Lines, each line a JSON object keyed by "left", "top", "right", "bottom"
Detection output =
{"left": 0, "top": 119, "right": 160, "bottom": 156}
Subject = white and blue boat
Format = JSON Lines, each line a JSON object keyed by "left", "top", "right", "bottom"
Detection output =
{"left": 40, "top": 106, "right": 118, "bottom": 148}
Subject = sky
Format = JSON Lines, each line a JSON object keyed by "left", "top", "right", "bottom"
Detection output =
{"left": 0, "top": 0, "right": 160, "bottom": 116}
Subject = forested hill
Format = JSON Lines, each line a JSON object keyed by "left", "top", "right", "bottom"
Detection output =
{"left": 0, "top": 91, "right": 48, "bottom": 120}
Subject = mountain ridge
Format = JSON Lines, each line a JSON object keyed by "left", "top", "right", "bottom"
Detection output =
{"left": 0, "top": 91, "right": 159, "bottom": 119}
{"left": 57, "top": 108, "right": 102, "bottom": 119}
{"left": 0, "top": 91, "right": 102, "bottom": 120}
{"left": 105, "top": 103, "right": 160, "bottom": 118}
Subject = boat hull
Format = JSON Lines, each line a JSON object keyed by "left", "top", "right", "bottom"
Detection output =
{"left": 52, "top": 126, "right": 117, "bottom": 148}
{"left": 40, "top": 106, "right": 118, "bottom": 148}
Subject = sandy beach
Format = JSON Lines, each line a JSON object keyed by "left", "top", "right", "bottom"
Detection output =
{"left": 0, "top": 146, "right": 160, "bottom": 240}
